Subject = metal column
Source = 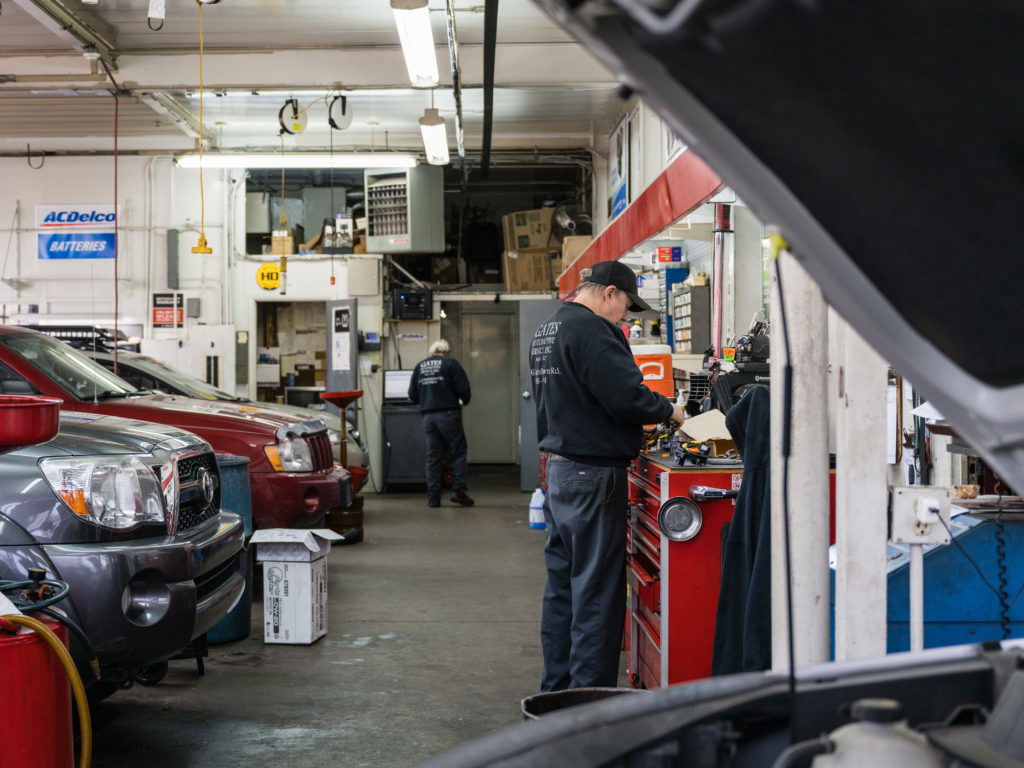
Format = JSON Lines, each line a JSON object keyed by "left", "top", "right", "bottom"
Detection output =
{"left": 770, "top": 251, "right": 831, "bottom": 670}
{"left": 834, "top": 318, "right": 889, "bottom": 660}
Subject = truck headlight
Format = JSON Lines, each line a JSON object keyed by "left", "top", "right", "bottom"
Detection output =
{"left": 40, "top": 456, "right": 165, "bottom": 530}
{"left": 264, "top": 435, "right": 314, "bottom": 472}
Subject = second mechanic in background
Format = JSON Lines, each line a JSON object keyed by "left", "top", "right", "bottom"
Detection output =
{"left": 408, "top": 339, "right": 474, "bottom": 508}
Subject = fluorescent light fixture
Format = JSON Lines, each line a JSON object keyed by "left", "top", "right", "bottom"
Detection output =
{"left": 174, "top": 153, "right": 418, "bottom": 169}
{"left": 391, "top": 0, "right": 440, "bottom": 88}
{"left": 419, "top": 108, "right": 450, "bottom": 165}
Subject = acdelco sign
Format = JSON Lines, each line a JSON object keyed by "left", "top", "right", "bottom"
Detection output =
{"left": 36, "top": 205, "right": 119, "bottom": 260}
{"left": 39, "top": 210, "right": 117, "bottom": 226}
{"left": 36, "top": 205, "right": 118, "bottom": 229}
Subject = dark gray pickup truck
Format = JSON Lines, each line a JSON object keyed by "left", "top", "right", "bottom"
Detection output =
{"left": 0, "top": 411, "right": 245, "bottom": 698}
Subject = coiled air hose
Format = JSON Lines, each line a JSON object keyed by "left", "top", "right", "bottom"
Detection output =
{"left": 0, "top": 613, "right": 92, "bottom": 768}
{"left": 0, "top": 577, "right": 100, "bottom": 679}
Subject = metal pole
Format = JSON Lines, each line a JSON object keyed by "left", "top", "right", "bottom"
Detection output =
{"left": 834, "top": 318, "right": 889, "bottom": 660}
{"left": 770, "top": 251, "right": 831, "bottom": 670}
{"left": 711, "top": 204, "right": 731, "bottom": 357}
{"left": 909, "top": 544, "right": 924, "bottom": 651}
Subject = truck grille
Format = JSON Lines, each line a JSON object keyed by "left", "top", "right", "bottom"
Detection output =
{"left": 175, "top": 452, "right": 221, "bottom": 533}
{"left": 178, "top": 453, "right": 218, "bottom": 485}
{"left": 178, "top": 497, "right": 219, "bottom": 532}
{"left": 195, "top": 553, "right": 241, "bottom": 602}
{"left": 307, "top": 432, "right": 334, "bottom": 471}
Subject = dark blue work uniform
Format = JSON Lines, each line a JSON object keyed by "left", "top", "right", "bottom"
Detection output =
{"left": 531, "top": 302, "right": 672, "bottom": 691}
{"left": 408, "top": 354, "right": 472, "bottom": 499}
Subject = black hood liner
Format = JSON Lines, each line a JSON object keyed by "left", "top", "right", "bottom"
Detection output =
{"left": 640, "top": 0, "right": 1024, "bottom": 386}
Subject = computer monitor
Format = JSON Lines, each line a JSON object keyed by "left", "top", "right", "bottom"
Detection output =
{"left": 384, "top": 370, "right": 414, "bottom": 401}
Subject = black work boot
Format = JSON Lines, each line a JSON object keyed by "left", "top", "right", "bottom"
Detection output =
{"left": 450, "top": 492, "right": 475, "bottom": 507}
{"left": 428, "top": 496, "right": 441, "bottom": 508}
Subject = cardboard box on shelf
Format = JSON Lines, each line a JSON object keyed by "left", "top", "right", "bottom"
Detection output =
{"left": 271, "top": 225, "right": 305, "bottom": 256}
{"left": 561, "top": 235, "right": 592, "bottom": 266}
{"left": 271, "top": 231, "right": 293, "bottom": 256}
{"left": 431, "top": 256, "right": 459, "bottom": 284}
{"left": 549, "top": 256, "right": 564, "bottom": 288}
{"left": 250, "top": 528, "right": 344, "bottom": 645}
{"left": 354, "top": 234, "right": 367, "bottom": 254}
{"left": 502, "top": 208, "right": 554, "bottom": 251}
{"left": 503, "top": 248, "right": 557, "bottom": 292}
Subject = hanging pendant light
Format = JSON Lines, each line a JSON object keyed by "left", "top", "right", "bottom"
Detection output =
{"left": 419, "top": 107, "right": 450, "bottom": 166}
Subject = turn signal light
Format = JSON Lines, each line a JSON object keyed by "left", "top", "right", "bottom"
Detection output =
{"left": 263, "top": 445, "right": 283, "bottom": 471}
{"left": 59, "top": 489, "right": 89, "bottom": 516}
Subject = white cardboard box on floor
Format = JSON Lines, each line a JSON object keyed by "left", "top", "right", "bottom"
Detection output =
{"left": 250, "top": 528, "right": 344, "bottom": 645}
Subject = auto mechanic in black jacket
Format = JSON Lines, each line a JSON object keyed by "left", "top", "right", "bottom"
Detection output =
{"left": 408, "top": 339, "right": 474, "bottom": 508}
{"left": 531, "top": 260, "right": 685, "bottom": 691}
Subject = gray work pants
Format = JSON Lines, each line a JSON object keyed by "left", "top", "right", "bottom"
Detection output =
{"left": 540, "top": 458, "right": 628, "bottom": 691}
{"left": 422, "top": 408, "right": 468, "bottom": 498}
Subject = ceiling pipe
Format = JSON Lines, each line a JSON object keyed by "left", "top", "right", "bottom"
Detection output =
{"left": 479, "top": 0, "right": 498, "bottom": 178}
{"left": 443, "top": 0, "right": 466, "bottom": 163}
{"left": 9, "top": 0, "right": 117, "bottom": 68}
{"left": 0, "top": 74, "right": 108, "bottom": 83}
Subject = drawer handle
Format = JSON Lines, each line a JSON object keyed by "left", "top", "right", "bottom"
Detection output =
{"left": 690, "top": 484, "right": 739, "bottom": 502}
{"left": 629, "top": 559, "right": 658, "bottom": 587}
{"left": 634, "top": 611, "right": 661, "bottom": 648}
{"left": 633, "top": 526, "right": 661, "bottom": 558}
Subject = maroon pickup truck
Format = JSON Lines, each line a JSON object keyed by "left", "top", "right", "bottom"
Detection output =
{"left": 0, "top": 326, "right": 348, "bottom": 529}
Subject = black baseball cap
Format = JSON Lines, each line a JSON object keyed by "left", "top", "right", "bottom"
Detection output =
{"left": 582, "top": 260, "right": 652, "bottom": 312}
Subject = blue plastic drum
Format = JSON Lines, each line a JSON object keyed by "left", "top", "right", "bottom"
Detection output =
{"left": 207, "top": 454, "right": 253, "bottom": 645}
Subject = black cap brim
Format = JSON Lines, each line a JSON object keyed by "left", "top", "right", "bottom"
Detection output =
{"left": 625, "top": 291, "right": 652, "bottom": 313}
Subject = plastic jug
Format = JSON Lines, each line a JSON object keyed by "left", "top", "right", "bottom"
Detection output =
{"left": 529, "top": 488, "right": 547, "bottom": 529}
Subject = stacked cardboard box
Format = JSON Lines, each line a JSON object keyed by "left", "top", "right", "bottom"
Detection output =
{"left": 501, "top": 208, "right": 557, "bottom": 292}
{"left": 502, "top": 208, "right": 554, "bottom": 251}
{"left": 503, "top": 248, "right": 559, "bottom": 292}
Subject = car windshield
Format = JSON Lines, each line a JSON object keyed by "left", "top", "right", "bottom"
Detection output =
{"left": 129, "top": 355, "right": 240, "bottom": 401}
{"left": 0, "top": 332, "right": 139, "bottom": 400}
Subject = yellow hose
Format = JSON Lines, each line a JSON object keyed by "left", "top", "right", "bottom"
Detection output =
{"left": 3, "top": 614, "right": 92, "bottom": 768}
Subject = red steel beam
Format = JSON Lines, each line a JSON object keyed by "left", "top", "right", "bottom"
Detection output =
{"left": 557, "top": 151, "right": 724, "bottom": 297}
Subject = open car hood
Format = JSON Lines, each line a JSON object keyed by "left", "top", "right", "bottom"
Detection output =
{"left": 536, "top": 0, "right": 1024, "bottom": 493}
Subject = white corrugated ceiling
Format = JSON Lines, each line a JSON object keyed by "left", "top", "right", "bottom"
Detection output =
{"left": 0, "top": 0, "right": 618, "bottom": 155}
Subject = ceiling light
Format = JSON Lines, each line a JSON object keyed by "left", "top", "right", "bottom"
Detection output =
{"left": 81, "top": 0, "right": 99, "bottom": 5}
{"left": 174, "top": 153, "right": 419, "bottom": 169}
{"left": 419, "top": 108, "right": 449, "bottom": 166}
{"left": 391, "top": 0, "right": 440, "bottom": 88}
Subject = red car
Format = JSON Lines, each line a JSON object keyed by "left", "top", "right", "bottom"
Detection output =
{"left": 0, "top": 326, "right": 348, "bottom": 530}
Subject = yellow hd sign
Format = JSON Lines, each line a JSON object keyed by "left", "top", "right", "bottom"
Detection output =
{"left": 256, "top": 262, "right": 281, "bottom": 290}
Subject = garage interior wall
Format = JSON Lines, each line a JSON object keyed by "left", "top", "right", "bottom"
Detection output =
{"left": 0, "top": 156, "right": 236, "bottom": 328}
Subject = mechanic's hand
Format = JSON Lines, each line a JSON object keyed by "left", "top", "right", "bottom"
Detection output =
{"left": 669, "top": 404, "right": 685, "bottom": 426}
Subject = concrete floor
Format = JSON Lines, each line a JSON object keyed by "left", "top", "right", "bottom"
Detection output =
{"left": 91, "top": 466, "right": 552, "bottom": 768}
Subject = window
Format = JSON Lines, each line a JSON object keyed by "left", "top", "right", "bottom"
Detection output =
{"left": 0, "top": 360, "right": 37, "bottom": 395}
{"left": 0, "top": 333, "right": 137, "bottom": 401}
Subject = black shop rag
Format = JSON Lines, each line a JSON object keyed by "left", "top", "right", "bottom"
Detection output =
{"left": 711, "top": 385, "right": 772, "bottom": 675}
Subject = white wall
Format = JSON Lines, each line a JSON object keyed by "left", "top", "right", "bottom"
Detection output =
{"left": 0, "top": 156, "right": 239, "bottom": 333}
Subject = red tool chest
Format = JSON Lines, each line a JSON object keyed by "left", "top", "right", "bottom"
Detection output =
{"left": 626, "top": 453, "right": 743, "bottom": 689}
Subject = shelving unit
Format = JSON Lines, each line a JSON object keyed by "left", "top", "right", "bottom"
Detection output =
{"left": 670, "top": 283, "right": 711, "bottom": 354}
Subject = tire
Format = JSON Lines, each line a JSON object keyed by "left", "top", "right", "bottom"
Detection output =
{"left": 134, "top": 661, "right": 169, "bottom": 686}
{"left": 87, "top": 679, "right": 128, "bottom": 704}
